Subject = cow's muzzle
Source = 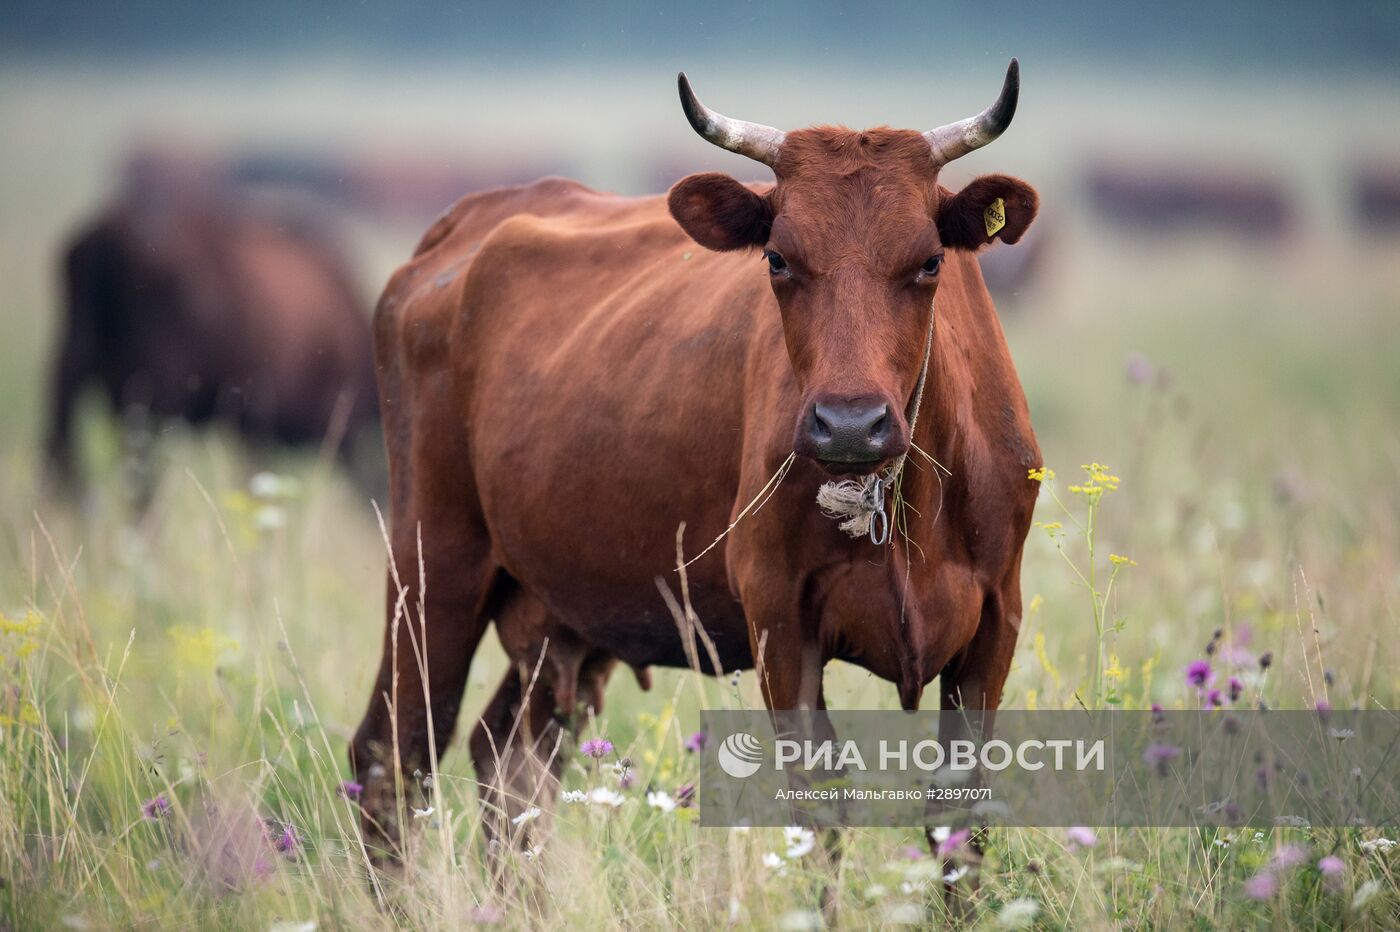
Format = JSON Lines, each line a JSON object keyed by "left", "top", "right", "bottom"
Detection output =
{"left": 795, "top": 396, "right": 906, "bottom": 475}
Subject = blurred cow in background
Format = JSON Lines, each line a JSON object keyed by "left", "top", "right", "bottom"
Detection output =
{"left": 46, "top": 147, "right": 382, "bottom": 499}
{"left": 1353, "top": 164, "right": 1400, "bottom": 233}
{"left": 1084, "top": 161, "right": 1294, "bottom": 239}
{"left": 228, "top": 149, "right": 570, "bottom": 220}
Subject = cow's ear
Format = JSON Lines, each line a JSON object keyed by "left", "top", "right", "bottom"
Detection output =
{"left": 937, "top": 174, "right": 1039, "bottom": 250}
{"left": 668, "top": 172, "right": 772, "bottom": 251}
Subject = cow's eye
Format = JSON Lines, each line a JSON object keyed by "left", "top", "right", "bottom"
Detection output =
{"left": 764, "top": 250, "right": 789, "bottom": 274}
{"left": 920, "top": 254, "right": 944, "bottom": 276}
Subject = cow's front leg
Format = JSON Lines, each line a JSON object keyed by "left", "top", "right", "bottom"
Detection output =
{"left": 932, "top": 586, "right": 1021, "bottom": 917}
{"left": 736, "top": 575, "right": 847, "bottom": 920}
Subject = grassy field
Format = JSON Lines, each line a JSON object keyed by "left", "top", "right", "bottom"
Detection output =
{"left": 3, "top": 62, "right": 1400, "bottom": 930}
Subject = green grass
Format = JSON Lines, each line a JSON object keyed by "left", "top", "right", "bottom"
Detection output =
{"left": 4, "top": 60, "right": 1400, "bottom": 930}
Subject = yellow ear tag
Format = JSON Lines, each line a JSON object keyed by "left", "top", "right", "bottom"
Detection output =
{"left": 984, "top": 197, "right": 1007, "bottom": 238}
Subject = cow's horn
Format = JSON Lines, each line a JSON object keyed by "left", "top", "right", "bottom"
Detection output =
{"left": 924, "top": 59, "right": 1020, "bottom": 167}
{"left": 677, "top": 72, "right": 786, "bottom": 168}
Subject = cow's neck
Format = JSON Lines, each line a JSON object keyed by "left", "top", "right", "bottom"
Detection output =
{"left": 882, "top": 295, "right": 1016, "bottom": 671}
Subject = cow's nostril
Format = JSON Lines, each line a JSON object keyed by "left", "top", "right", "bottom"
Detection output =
{"left": 809, "top": 405, "right": 834, "bottom": 442}
{"left": 868, "top": 406, "right": 891, "bottom": 444}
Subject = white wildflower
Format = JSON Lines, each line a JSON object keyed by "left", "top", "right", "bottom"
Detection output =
{"left": 511, "top": 806, "right": 541, "bottom": 825}
{"left": 254, "top": 506, "right": 287, "bottom": 531}
{"left": 1353, "top": 879, "right": 1383, "bottom": 909}
{"left": 784, "top": 826, "right": 816, "bottom": 859}
{"left": 412, "top": 806, "right": 434, "bottom": 820}
{"left": 561, "top": 790, "right": 587, "bottom": 803}
{"left": 646, "top": 791, "right": 677, "bottom": 812}
{"left": 777, "top": 910, "right": 821, "bottom": 931}
{"left": 587, "top": 787, "right": 625, "bottom": 808}
{"left": 997, "top": 898, "right": 1040, "bottom": 929}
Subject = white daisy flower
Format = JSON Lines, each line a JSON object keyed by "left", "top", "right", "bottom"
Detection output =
{"left": 784, "top": 827, "right": 816, "bottom": 859}
{"left": 587, "top": 787, "right": 625, "bottom": 808}
{"left": 646, "top": 791, "right": 677, "bottom": 812}
{"left": 511, "top": 806, "right": 542, "bottom": 825}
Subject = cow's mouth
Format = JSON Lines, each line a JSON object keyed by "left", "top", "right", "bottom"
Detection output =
{"left": 814, "top": 456, "right": 887, "bottom": 477}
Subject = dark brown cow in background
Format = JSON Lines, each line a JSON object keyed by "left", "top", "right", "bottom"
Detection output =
{"left": 351, "top": 63, "right": 1041, "bottom": 888}
{"left": 46, "top": 149, "right": 381, "bottom": 495}
{"left": 1353, "top": 164, "right": 1400, "bottom": 233}
{"left": 1084, "top": 161, "right": 1294, "bottom": 239}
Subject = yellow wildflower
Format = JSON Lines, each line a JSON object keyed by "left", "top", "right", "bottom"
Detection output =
{"left": 0, "top": 611, "right": 43, "bottom": 636}
{"left": 1109, "top": 554, "right": 1138, "bottom": 567}
{"left": 169, "top": 627, "right": 239, "bottom": 673}
{"left": 1027, "top": 466, "right": 1054, "bottom": 482}
{"left": 1103, "top": 654, "right": 1127, "bottom": 681}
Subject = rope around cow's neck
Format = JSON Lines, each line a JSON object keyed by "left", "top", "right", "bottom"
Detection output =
{"left": 815, "top": 300, "right": 935, "bottom": 545}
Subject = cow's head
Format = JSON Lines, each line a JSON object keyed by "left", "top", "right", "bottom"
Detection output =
{"left": 669, "top": 62, "right": 1038, "bottom": 475}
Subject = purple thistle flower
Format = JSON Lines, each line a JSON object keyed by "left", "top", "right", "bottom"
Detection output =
{"left": 580, "top": 737, "right": 614, "bottom": 759}
{"left": 900, "top": 845, "right": 926, "bottom": 861}
{"left": 1228, "top": 677, "right": 1244, "bottom": 703}
{"left": 1317, "top": 855, "right": 1344, "bottom": 878}
{"left": 1125, "top": 352, "right": 1153, "bottom": 386}
{"left": 1185, "top": 660, "right": 1212, "bottom": 689}
{"left": 675, "top": 782, "right": 696, "bottom": 807}
{"left": 468, "top": 904, "right": 504, "bottom": 925}
{"left": 141, "top": 794, "right": 171, "bottom": 821}
{"left": 272, "top": 823, "right": 300, "bottom": 856}
{"left": 338, "top": 780, "right": 364, "bottom": 800}
{"left": 684, "top": 731, "right": 708, "bottom": 753}
{"left": 1243, "top": 871, "right": 1277, "bottom": 900}
{"left": 1067, "top": 826, "right": 1097, "bottom": 848}
{"left": 1272, "top": 844, "right": 1308, "bottom": 871}
{"left": 1143, "top": 742, "right": 1182, "bottom": 774}
{"left": 1316, "top": 699, "right": 1333, "bottom": 722}
{"left": 1206, "top": 688, "right": 1224, "bottom": 708}
{"left": 1150, "top": 703, "right": 1164, "bottom": 723}
{"left": 937, "top": 828, "right": 970, "bottom": 857}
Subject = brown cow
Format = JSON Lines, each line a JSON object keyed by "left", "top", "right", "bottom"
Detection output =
{"left": 46, "top": 153, "right": 381, "bottom": 496}
{"left": 1083, "top": 161, "right": 1293, "bottom": 239}
{"left": 350, "top": 63, "right": 1041, "bottom": 864}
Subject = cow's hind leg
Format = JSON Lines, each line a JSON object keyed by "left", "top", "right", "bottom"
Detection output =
{"left": 348, "top": 386, "right": 501, "bottom": 864}
{"left": 349, "top": 546, "right": 501, "bottom": 864}
{"left": 468, "top": 665, "right": 564, "bottom": 863}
